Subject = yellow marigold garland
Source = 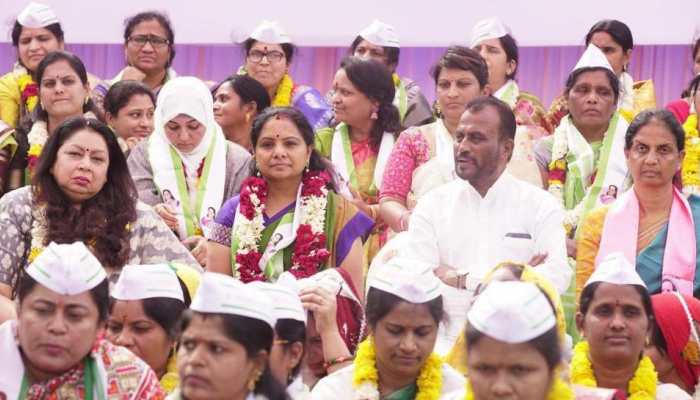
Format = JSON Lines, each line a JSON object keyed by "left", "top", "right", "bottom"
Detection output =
{"left": 682, "top": 114, "right": 700, "bottom": 195}
{"left": 392, "top": 73, "right": 401, "bottom": 88}
{"left": 571, "top": 340, "right": 656, "bottom": 399}
{"left": 17, "top": 73, "right": 38, "bottom": 112}
{"left": 463, "top": 370, "right": 574, "bottom": 400}
{"left": 272, "top": 74, "right": 294, "bottom": 107}
{"left": 352, "top": 337, "right": 443, "bottom": 400}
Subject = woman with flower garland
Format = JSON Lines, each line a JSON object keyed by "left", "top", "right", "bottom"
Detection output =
{"left": 312, "top": 257, "right": 465, "bottom": 399}
{"left": 240, "top": 20, "right": 332, "bottom": 131}
{"left": 577, "top": 110, "right": 700, "bottom": 299}
{"left": 445, "top": 280, "right": 573, "bottom": 400}
{"left": 534, "top": 44, "right": 629, "bottom": 250}
{"left": 212, "top": 74, "right": 271, "bottom": 152}
{"left": 11, "top": 50, "right": 104, "bottom": 189}
{"left": 646, "top": 292, "right": 700, "bottom": 399}
{"left": 379, "top": 46, "right": 488, "bottom": 233}
{"left": 106, "top": 263, "right": 200, "bottom": 394}
{"left": 206, "top": 106, "right": 372, "bottom": 293}
{"left": 315, "top": 56, "right": 401, "bottom": 261}
{"left": 573, "top": 253, "right": 688, "bottom": 399}
{"left": 127, "top": 76, "right": 252, "bottom": 266}
{"left": 545, "top": 19, "right": 656, "bottom": 129}
{"left": 168, "top": 271, "right": 288, "bottom": 400}
{"left": 0, "top": 2, "right": 103, "bottom": 130}
{"left": 0, "top": 242, "right": 165, "bottom": 399}
{"left": 0, "top": 117, "right": 199, "bottom": 304}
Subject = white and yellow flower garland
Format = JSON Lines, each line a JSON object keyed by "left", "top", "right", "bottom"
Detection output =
{"left": 352, "top": 338, "right": 443, "bottom": 400}
{"left": 682, "top": 114, "right": 700, "bottom": 195}
{"left": 548, "top": 121, "right": 584, "bottom": 234}
{"left": 571, "top": 341, "right": 657, "bottom": 399}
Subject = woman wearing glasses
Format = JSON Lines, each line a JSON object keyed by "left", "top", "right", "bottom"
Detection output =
{"left": 94, "top": 11, "right": 176, "bottom": 104}
{"left": 241, "top": 21, "right": 332, "bottom": 131}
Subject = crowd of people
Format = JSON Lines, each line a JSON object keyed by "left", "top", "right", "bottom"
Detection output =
{"left": 0, "top": 1, "right": 700, "bottom": 399}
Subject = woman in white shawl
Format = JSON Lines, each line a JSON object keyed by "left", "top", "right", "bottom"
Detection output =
{"left": 127, "top": 76, "right": 252, "bottom": 266}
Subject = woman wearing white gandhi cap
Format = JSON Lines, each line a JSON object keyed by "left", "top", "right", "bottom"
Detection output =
{"left": 250, "top": 278, "right": 310, "bottom": 399}
{"left": 445, "top": 280, "right": 574, "bottom": 399}
{"left": 0, "top": 242, "right": 165, "bottom": 399}
{"left": 347, "top": 19, "right": 433, "bottom": 128}
{"left": 168, "top": 272, "right": 287, "bottom": 400}
{"left": 106, "top": 263, "right": 200, "bottom": 394}
{"left": 312, "top": 258, "right": 464, "bottom": 400}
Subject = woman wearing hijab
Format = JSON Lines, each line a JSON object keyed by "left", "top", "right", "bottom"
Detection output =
{"left": 127, "top": 76, "right": 252, "bottom": 266}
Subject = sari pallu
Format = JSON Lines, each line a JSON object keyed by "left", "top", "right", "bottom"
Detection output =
{"left": 577, "top": 194, "right": 700, "bottom": 298}
{"left": 212, "top": 191, "right": 374, "bottom": 281}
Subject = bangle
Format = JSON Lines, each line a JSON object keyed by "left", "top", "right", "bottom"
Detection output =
{"left": 399, "top": 210, "right": 411, "bottom": 231}
{"left": 323, "top": 355, "right": 353, "bottom": 370}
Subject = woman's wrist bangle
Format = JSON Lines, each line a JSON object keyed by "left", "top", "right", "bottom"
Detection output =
{"left": 323, "top": 355, "right": 353, "bottom": 370}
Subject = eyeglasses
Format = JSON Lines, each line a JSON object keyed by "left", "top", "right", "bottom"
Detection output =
{"left": 127, "top": 34, "right": 170, "bottom": 49}
{"left": 247, "top": 50, "right": 285, "bottom": 63}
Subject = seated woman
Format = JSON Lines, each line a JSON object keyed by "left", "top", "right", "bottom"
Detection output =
{"left": 127, "top": 76, "right": 252, "bottom": 266}
{"left": 445, "top": 280, "right": 573, "bottom": 400}
{"left": 94, "top": 11, "right": 176, "bottom": 104}
{"left": 665, "top": 38, "right": 700, "bottom": 124}
{"left": 212, "top": 74, "right": 271, "bottom": 152}
{"left": 577, "top": 109, "right": 700, "bottom": 298}
{"left": 470, "top": 17, "right": 550, "bottom": 187}
{"left": 241, "top": 20, "right": 332, "bottom": 131}
{"left": 0, "top": 242, "right": 164, "bottom": 398}
{"left": 169, "top": 271, "right": 287, "bottom": 400}
{"left": 250, "top": 278, "right": 309, "bottom": 398}
{"left": 12, "top": 50, "right": 103, "bottom": 189}
{"left": 379, "top": 46, "right": 488, "bottom": 233}
{"left": 647, "top": 292, "right": 700, "bottom": 398}
{"left": 107, "top": 263, "right": 200, "bottom": 394}
{"left": 104, "top": 80, "right": 156, "bottom": 152}
{"left": 0, "top": 117, "right": 199, "bottom": 302}
{"left": 316, "top": 56, "right": 401, "bottom": 260}
{"left": 349, "top": 19, "right": 433, "bottom": 128}
{"left": 312, "top": 257, "right": 465, "bottom": 399}
{"left": 534, "top": 43, "right": 629, "bottom": 241}
{"left": 444, "top": 261, "right": 570, "bottom": 376}
{"left": 206, "top": 107, "right": 373, "bottom": 293}
{"left": 573, "top": 253, "right": 689, "bottom": 399}
{"left": 546, "top": 19, "right": 656, "bottom": 128}
{"left": 0, "top": 2, "right": 103, "bottom": 129}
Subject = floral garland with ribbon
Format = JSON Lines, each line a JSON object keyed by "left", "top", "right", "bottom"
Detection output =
{"left": 352, "top": 338, "right": 443, "bottom": 400}
{"left": 28, "top": 202, "right": 48, "bottom": 264}
{"left": 547, "top": 122, "right": 584, "bottom": 235}
{"left": 17, "top": 73, "right": 39, "bottom": 114}
{"left": 272, "top": 74, "right": 294, "bottom": 107}
{"left": 682, "top": 114, "right": 700, "bottom": 195}
{"left": 233, "top": 170, "right": 331, "bottom": 282}
{"left": 571, "top": 340, "right": 657, "bottom": 399}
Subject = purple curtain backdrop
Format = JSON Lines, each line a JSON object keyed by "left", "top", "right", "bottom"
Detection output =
{"left": 1, "top": 42, "right": 696, "bottom": 108}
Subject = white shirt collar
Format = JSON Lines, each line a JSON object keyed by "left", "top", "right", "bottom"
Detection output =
{"left": 457, "top": 169, "right": 513, "bottom": 201}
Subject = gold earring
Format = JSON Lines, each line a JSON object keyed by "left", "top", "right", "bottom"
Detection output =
{"left": 247, "top": 369, "right": 261, "bottom": 391}
{"left": 245, "top": 112, "right": 251, "bottom": 124}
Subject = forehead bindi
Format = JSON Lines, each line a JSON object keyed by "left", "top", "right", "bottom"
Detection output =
{"left": 251, "top": 41, "right": 283, "bottom": 53}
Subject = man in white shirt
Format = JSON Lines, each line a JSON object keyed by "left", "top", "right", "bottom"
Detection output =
{"left": 402, "top": 96, "right": 571, "bottom": 353}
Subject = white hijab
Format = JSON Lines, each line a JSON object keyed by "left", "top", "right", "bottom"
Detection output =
{"left": 152, "top": 76, "right": 220, "bottom": 176}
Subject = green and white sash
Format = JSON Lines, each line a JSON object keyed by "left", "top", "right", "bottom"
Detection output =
{"left": 148, "top": 128, "right": 227, "bottom": 239}
{"left": 330, "top": 123, "right": 395, "bottom": 199}
{"left": 493, "top": 79, "right": 519, "bottom": 108}
{"left": 393, "top": 77, "right": 408, "bottom": 123}
{"left": 560, "top": 113, "right": 629, "bottom": 216}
